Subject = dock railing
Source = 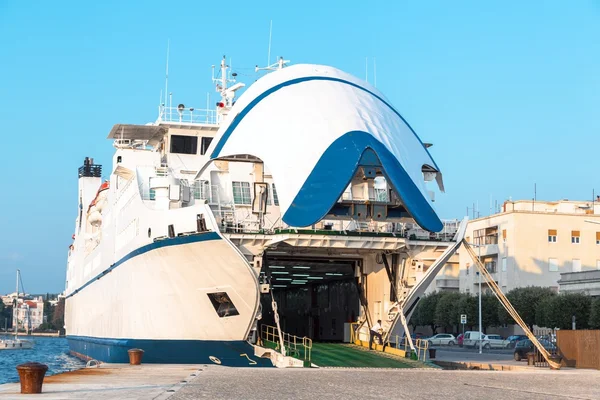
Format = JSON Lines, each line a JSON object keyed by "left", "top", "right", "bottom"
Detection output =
{"left": 260, "top": 324, "right": 312, "bottom": 365}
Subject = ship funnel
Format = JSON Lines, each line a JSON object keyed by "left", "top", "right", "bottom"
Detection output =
{"left": 78, "top": 157, "right": 102, "bottom": 178}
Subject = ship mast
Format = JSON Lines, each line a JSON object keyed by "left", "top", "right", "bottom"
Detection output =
{"left": 212, "top": 56, "right": 245, "bottom": 122}
{"left": 14, "top": 270, "right": 19, "bottom": 339}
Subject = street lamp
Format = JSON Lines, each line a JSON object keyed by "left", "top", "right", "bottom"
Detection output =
{"left": 467, "top": 241, "right": 484, "bottom": 354}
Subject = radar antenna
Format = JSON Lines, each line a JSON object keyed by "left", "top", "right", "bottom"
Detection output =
{"left": 255, "top": 56, "right": 290, "bottom": 72}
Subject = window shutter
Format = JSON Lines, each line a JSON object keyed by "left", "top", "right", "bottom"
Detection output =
{"left": 572, "top": 230, "right": 580, "bottom": 237}
{"left": 548, "top": 229, "right": 557, "bottom": 236}
{"left": 596, "top": 232, "right": 600, "bottom": 241}
{"left": 502, "top": 229, "right": 506, "bottom": 239}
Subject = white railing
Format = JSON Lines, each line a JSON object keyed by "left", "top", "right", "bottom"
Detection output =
{"left": 158, "top": 106, "right": 218, "bottom": 125}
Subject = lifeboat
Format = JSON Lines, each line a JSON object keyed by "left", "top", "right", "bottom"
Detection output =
{"left": 87, "top": 181, "right": 110, "bottom": 227}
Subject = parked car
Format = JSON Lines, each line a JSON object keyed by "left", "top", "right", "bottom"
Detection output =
{"left": 481, "top": 334, "right": 510, "bottom": 349}
{"left": 457, "top": 333, "right": 464, "bottom": 347}
{"left": 427, "top": 333, "right": 457, "bottom": 346}
{"left": 507, "top": 335, "right": 527, "bottom": 348}
{"left": 513, "top": 339, "right": 556, "bottom": 361}
{"left": 463, "top": 332, "right": 509, "bottom": 349}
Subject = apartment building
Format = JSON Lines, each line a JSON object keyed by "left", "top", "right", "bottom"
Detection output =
{"left": 458, "top": 199, "right": 600, "bottom": 294}
{"left": 13, "top": 296, "right": 45, "bottom": 331}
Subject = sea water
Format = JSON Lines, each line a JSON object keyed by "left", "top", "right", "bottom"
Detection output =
{"left": 0, "top": 336, "right": 84, "bottom": 384}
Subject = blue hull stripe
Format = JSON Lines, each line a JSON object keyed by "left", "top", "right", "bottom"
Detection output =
{"left": 66, "top": 232, "right": 221, "bottom": 299}
{"left": 210, "top": 76, "right": 439, "bottom": 171}
{"left": 67, "top": 335, "right": 272, "bottom": 367}
{"left": 283, "top": 131, "right": 443, "bottom": 232}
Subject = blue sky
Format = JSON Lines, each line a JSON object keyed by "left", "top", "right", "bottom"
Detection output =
{"left": 0, "top": 1, "right": 598, "bottom": 293}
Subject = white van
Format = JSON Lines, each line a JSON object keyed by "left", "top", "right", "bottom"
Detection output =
{"left": 462, "top": 331, "right": 483, "bottom": 348}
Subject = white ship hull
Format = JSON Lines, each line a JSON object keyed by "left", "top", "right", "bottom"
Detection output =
{"left": 66, "top": 232, "right": 269, "bottom": 366}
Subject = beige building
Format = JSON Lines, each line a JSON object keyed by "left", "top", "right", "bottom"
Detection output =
{"left": 457, "top": 199, "right": 600, "bottom": 294}
{"left": 13, "top": 297, "right": 44, "bottom": 331}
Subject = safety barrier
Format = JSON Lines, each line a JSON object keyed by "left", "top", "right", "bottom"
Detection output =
{"left": 260, "top": 324, "right": 312, "bottom": 364}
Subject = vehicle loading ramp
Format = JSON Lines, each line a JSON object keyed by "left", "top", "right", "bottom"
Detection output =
{"left": 310, "top": 343, "right": 425, "bottom": 368}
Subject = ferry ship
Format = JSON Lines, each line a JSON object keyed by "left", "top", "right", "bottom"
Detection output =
{"left": 65, "top": 55, "right": 454, "bottom": 366}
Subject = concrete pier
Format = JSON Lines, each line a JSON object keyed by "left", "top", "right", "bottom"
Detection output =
{"left": 1, "top": 362, "right": 600, "bottom": 399}
{"left": 0, "top": 364, "right": 202, "bottom": 399}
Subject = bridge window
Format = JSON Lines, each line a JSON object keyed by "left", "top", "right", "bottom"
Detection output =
{"left": 200, "top": 137, "right": 213, "bottom": 155}
{"left": 207, "top": 292, "right": 239, "bottom": 318}
{"left": 272, "top": 183, "right": 279, "bottom": 206}
{"left": 170, "top": 135, "right": 198, "bottom": 155}
{"left": 232, "top": 182, "right": 251, "bottom": 205}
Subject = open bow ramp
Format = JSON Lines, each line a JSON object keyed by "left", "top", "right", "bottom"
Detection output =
{"left": 202, "top": 64, "right": 445, "bottom": 232}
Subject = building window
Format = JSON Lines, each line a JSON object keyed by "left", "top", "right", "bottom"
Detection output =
{"left": 272, "top": 183, "right": 280, "bottom": 206}
{"left": 596, "top": 232, "right": 600, "bottom": 245}
{"left": 474, "top": 227, "right": 498, "bottom": 245}
{"left": 232, "top": 182, "right": 251, "bottom": 205}
{"left": 466, "top": 263, "right": 470, "bottom": 275}
{"left": 485, "top": 261, "right": 497, "bottom": 273}
{"left": 200, "top": 137, "right": 213, "bottom": 155}
{"left": 548, "top": 229, "right": 557, "bottom": 243}
{"left": 207, "top": 292, "right": 239, "bottom": 318}
{"left": 571, "top": 230, "right": 580, "bottom": 244}
{"left": 502, "top": 229, "right": 506, "bottom": 242}
{"left": 572, "top": 259, "right": 582, "bottom": 272}
{"left": 548, "top": 258, "right": 558, "bottom": 272}
{"left": 170, "top": 135, "right": 198, "bottom": 154}
{"left": 501, "top": 257, "right": 507, "bottom": 272}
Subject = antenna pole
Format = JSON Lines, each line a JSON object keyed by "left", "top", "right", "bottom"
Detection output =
{"left": 374, "top": 57, "right": 377, "bottom": 87}
{"left": 15, "top": 270, "right": 19, "bottom": 338}
{"left": 165, "top": 40, "right": 170, "bottom": 111}
{"left": 267, "top": 20, "right": 273, "bottom": 66}
{"left": 221, "top": 56, "right": 227, "bottom": 94}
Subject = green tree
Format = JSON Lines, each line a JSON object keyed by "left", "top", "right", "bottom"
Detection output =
{"left": 457, "top": 293, "right": 478, "bottom": 330}
{"left": 43, "top": 299, "right": 54, "bottom": 329}
{"left": 435, "top": 292, "right": 462, "bottom": 332}
{"left": 52, "top": 298, "right": 65, "bottom": 332}
{"left": 481, "top": 293, "right": 500, "bottom": 331}
{"left": 535, "top": 296, "right": 554, "bottom": 329}
{"left": 497, "top": 286, "right": 556, "bottom": 330}
{"left": 539, "top": 293, "right": 591, "bottom": 330}
{"left": 590, "top": 298, "right": 600, "bottom": 329}
{"left": 417, "top": 292, "right": 442, "bottom": 333}
{"left": 408, "top": 302, "right": 421, "bottom": 329}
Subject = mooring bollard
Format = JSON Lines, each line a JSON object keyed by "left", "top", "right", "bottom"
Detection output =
{"left": 16, "top": 362, "right": 48, "bottom": 394}
{"left": 128, "top": 348, "right": 144, "bottom": 365}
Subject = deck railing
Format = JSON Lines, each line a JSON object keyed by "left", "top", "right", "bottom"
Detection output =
{"left": 158, "top": 106, "right": 218, "bottom": 125}
{"left": 260, "top": 324, "right": 312, "bottom": 364}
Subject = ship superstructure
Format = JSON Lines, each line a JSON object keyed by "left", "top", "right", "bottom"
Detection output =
{"left": 65, "top": 55, "right": 456, "bottom": 366}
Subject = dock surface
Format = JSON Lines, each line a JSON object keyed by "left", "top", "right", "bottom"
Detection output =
{"left": 1, "top": 362, "right": 600, "bottom": 399}
{"left": 0, "top": 364, "right": 201, "bottom": 400}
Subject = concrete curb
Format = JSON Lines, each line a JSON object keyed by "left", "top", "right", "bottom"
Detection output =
{"left": 433, "top": 360, "right": 532, "bottom": 371}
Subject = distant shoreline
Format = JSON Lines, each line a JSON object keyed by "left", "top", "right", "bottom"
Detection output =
{"left": 0, "top": 331, "right": 62, "bottom": 337}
